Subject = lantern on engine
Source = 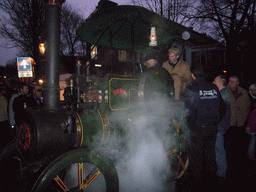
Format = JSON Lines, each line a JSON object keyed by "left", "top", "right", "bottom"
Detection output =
{"left": 149, "top": 26, "right": 157, "bottom": 46}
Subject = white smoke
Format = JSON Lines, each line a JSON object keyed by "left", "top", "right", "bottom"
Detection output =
{"left": 92, "top": 96, "right": 188, "bottom": 192}
{"left": 117, "top": 125, "right": 172, "bottom": 192}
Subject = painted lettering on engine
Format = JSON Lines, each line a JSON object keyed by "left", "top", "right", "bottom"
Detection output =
{"left": 113, "top": 88, "right": 128, "bottom": 96}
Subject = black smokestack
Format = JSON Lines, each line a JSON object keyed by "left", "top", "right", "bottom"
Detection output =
{"left": 43, "top": 0, "right": 65, "bottom": 111}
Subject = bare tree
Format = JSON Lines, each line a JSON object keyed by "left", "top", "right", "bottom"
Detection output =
{"left": 187, "top": 0, "right": 256, "bottom": 77}
{"left": 130, "top": 0, "right": 197, "bottom": 25}
{"left": 0, "top": 0, "right": 45, "bottom": 67}
{"left": 60, "top": 4, "right": 86, "bottom": 57}
{"left": 0, "top": 0, "right": 86, "bottom": 78}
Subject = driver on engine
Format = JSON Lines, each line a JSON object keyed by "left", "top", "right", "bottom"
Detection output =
{"left": 141, "top": 52, "right": 174, "bottom": 101}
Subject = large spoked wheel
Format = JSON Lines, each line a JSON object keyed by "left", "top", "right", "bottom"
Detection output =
{"left": 31, "top": 148, "right": 119, "bottom": 192}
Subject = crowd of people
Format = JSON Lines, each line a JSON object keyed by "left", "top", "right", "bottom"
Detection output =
{"left": 0, "top": 83, "right": 43, "bottom": 149}
{"left": 143, "top": 46, "right": 256, "bottom": 191}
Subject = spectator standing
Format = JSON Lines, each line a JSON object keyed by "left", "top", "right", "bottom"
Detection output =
{"left": 162, "top": 46, "right": 192, "bottom": 100}
{"left": 248, "top": 84, "right": 256, "bottom": 111}
{"left": 225, "top": 76, "right": 251, "bottom": 168}
{"left": 245, "top": 84, "right": 256, "bottom": 161}
{"left": 12, "top": 85, "right": 30, "bottom": 127}
{"left": 0, "top": 90, "right": 11, "bottom": 149}
{"left": 27, "top": 84, "right": 43, "bottom": 110}
{"left": 226, "top": 76, "right": 251, "bottom": 127}
{"left": 213, "top": 75, "right": 231, "bottom": 180}
{"left": 139, "top": 53, "right": 174, "bottom": 101}
{"left": 184, "top": 65, "right": 226, "bottom": 190}
{"left": 9, "top": 83, "right": 29, "bottom": 130}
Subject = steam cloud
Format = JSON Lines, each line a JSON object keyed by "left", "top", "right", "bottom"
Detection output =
{"left": 93, "top": 96, "right": 189, "bottom": 192}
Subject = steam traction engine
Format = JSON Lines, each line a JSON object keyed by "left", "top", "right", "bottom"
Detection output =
{"left": 0, "top": 69, "right": 189, "bottom": 192}
{"left": 0, "top": 1, "right": 190, "bottom": 191}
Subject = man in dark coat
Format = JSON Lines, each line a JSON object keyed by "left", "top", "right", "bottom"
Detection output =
{"left": 27, "top": 84, "right": 43, "bottom": 110}
{"left": 184, "top": 65, "right": 226, "bottom": 190}
{"left": 139, "top": 53, "right": 174, "bottom": 101}
{"left": 12, "top": 83, "right": 30, "bottom": 127}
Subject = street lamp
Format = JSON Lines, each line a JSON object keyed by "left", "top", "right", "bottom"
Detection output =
{"left": 39, "top": 43, "right": 45, "bottom": 56}
{"left": 37, "top": 42, "right": 45, "bottom": 82}
{"left": 38, "top": 79, "right": 44, "bottom": 85}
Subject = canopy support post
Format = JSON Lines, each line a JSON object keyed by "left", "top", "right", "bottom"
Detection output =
{"left": 131, "top": 20, "right": 135, "bottom": 77}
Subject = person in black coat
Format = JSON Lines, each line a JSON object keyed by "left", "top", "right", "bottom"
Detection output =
{"left": 27, "top": 84, "right": 43, "bottom": 110}
{"left": 13, "top": 84, "right": 43, "bottom": 129}
{"left": 184, "top": 65, "right": 226, "bottom": 190}
{"left": 139, "top": 52, "right": 174, "bottom": 101}
{"left": 12, "top": 83, "right": 30, "bottom": 127}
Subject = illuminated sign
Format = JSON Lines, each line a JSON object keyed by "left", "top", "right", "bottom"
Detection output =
{"left": 17, "top": 57, "right": 33, "bottom": 77}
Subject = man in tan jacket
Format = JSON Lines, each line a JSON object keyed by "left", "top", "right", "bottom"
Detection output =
{"left": 225, "top": 75, "right": 251, "bottom": 170}
{"left": 226, "top": 76, "right": 250, "bottom": 127}
{"left": 162, "top": 46, "right": 192, "bottom": 100}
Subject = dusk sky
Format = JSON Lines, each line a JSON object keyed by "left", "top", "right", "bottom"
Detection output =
{"left": 0, "top": 0, "right": 131, "bottom": 66}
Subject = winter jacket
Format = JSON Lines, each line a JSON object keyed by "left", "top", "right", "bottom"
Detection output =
{"left": 26, "top": 94, "right": 43, "bottom": 110}
{"left": 139, "top": 66, "right": 174, "bottom": 101}
{"left": 162, "top": 59, "right": 192, "bottom": 100}
{"left": 217, "top": 87, "right": 231, "bottom": 133}
{"left": 185, "top": 77, "right": 226, "bottom": 135}
{"left": 226, "top": 85, "right": 250, "bottom": 127}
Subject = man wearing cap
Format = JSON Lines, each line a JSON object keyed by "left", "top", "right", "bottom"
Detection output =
{"left": 162, "top": 46, "right": 192, "bottom": 100}
{"left": 139, "top": 53, "right": 174, "bottom": 101}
